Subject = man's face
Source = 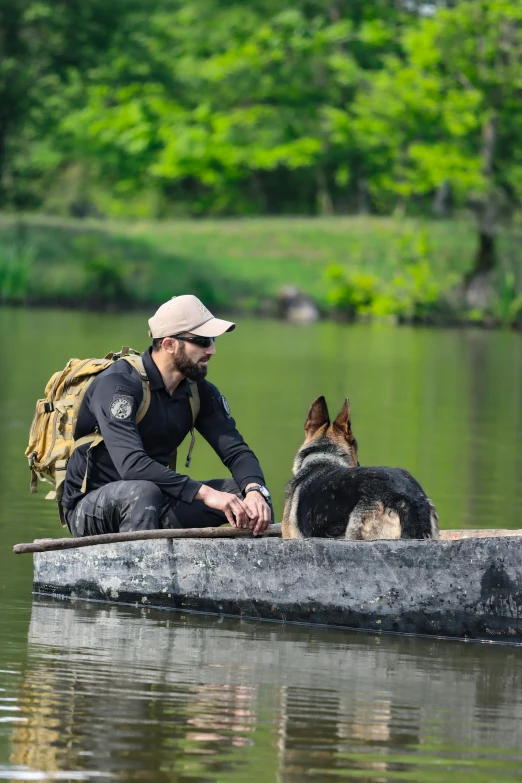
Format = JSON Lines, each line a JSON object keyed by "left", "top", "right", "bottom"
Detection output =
{"left": 171, "top": 334, "right": 216, "bottom": 381}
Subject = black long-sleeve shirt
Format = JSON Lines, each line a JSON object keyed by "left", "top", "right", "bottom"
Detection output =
{"left": 62, "top": 348, "right": 265, "bottom": 510}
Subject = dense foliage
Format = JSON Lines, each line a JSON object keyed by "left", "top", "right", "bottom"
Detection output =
{"left": 1, "top": 0, "right": 522, "bottom": 281}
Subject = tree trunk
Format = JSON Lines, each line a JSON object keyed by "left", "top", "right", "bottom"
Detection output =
{"left": 432, "top": 180, "right": 452, "bottom": 217}
{"left": 472, "top": 230, "right": 496, "bottom": 277}
{"left": 467, "top": 116, "right": 498, "bottom": 282}
{"left": 394, "top": 198, "right": 406, "bottom": 219}
{"left": 316, "top": 167, "right": 334, "bottom": 216}
{"left": 357, "top": 178, "right": 370, "bottom": 215}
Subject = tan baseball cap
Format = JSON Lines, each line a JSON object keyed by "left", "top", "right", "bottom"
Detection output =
{"left": 148, "top": 295, "right": 236, "bottom": 339}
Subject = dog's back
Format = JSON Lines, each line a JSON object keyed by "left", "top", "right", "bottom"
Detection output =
{"left": 286, "top": 462, "right": 438, "bottom": 540}
{"left": 283, "top": 396, "right": 439, "bottom": 541}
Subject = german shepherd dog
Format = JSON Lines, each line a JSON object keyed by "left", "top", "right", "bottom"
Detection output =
{"left": 282, "top": 396, "right": 439, "bottom": 541}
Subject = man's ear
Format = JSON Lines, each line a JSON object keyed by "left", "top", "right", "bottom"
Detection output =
{"left": 332, "top": 398, "right": 355, "bottom": 442}
{"left": 305, "top": 396, "right": 330, "bottom": 438}
{"left": 161, "top": 337, "right": 176, "bottom": 353}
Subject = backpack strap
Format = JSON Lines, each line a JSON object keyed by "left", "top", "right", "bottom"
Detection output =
{"left": 120, "top": 354, "right": 151, "bottom": 423}
{"left": 168, "top": 381, "right": 201, "bottom": 472}
{"left": 185, "top": 381, "right": 200, "bottom": 468}
{"left": 70, "top": 432, "right": 105, "bottom": 494}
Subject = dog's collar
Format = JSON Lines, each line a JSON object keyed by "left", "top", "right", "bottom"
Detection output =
{"left": 300, "top": 452, "right": 342, "bottom": 470}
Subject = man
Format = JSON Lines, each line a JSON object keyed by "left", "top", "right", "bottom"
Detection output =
{"left": 62, "top": 295, "right": 272, "bottom": 537}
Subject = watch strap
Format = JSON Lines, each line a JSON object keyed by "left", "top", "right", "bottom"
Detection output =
{"left": 245, "top": 484, "right": 270, "bottom": 500}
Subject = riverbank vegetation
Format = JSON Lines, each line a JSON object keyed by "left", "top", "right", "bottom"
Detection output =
{"left": 1, "top": 215, "right": 522, "bottom": 327}
{"left": 1, "top": 1, "right": 522, "bottom": 325}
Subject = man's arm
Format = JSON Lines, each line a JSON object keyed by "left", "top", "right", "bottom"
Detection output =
{"left": 196, "top": 382, "right": 271, "bottom": 533}
{"left": 196, "top": 382, "right": 266, "bottom": 490}
{"left": 90, "top": 374, "right": 201, "bottom": 502}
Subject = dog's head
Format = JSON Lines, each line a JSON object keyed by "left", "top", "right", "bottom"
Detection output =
{"left": 292, "top": 396, "right": 359, "bottom": 474}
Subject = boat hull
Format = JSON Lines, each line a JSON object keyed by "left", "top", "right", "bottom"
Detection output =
{"left": 33, "top": 536, "right": 522, "bottom": 642}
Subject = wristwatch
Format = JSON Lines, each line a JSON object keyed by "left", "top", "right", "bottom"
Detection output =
{"left": 244, "top": 484, "right": 271, "bottom": 502}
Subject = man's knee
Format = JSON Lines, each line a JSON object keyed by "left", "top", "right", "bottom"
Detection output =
{"left": 126, "top": 481, "right": 164, "bottom": 508}
{"left": 122, "top": 481, "right": 164, "bottom": 528}
{"left": 67, "top": 480, "right": 166, "bottom": 536}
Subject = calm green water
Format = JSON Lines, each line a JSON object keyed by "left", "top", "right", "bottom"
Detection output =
{"left": 1, "top": 308, "right": 522, "bottom": 781}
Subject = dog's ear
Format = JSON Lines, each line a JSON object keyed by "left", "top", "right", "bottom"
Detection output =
{"left": 305, "top": 396, "right": 330, "bottom": 437}
{"left": 333, "top": 398, "right": 355, "bottom": 442}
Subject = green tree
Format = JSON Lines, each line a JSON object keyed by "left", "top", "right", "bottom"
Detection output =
{"left": 354, "top": 0, "right": 522, "bottom": 282}
{"left": 60, "top": 0, "right": 411, "bottom": 216}
{"left": 0, "top": 0, "right": 153, "bottom": 207}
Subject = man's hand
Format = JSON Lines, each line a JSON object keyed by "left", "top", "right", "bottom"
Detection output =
{"left": 195, "top": 485, "right": 254, "bottom": 529}
{"left": 243, "top": 485, "right": 271, "bottom": 536}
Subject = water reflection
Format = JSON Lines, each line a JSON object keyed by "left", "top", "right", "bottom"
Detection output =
{"left": 4, "top": 598, "right": 522, "bottom": 782}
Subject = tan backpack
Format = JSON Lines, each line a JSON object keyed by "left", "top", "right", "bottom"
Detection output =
{"left": 25, "top": 346, "right": 200, "bottom": 526}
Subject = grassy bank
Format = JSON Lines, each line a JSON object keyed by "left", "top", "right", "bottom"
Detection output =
{"left": 1, "top": 214, "right": 521, "bottom": 324}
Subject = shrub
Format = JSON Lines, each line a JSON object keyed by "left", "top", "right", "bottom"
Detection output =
{"left": 326, "top": 228, "right": 458, "bottom": 321}
{"left": 326, "top": 266, "right": 380, "bottom": 317}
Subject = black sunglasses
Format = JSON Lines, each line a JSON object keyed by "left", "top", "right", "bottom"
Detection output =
{"left": 172, "top": 333, "right": 216, "bottom": 348}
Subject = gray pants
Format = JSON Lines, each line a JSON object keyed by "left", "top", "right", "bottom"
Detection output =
{"left": 65, "top": 479, "right": 273, "bottom": 537}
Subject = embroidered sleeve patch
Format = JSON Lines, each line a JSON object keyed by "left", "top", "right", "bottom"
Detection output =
{"left": 221, "top": 395, "right": 231, "bottom": 417}
{"left": 110, "top": 395, "right": 134, "bottom": 421}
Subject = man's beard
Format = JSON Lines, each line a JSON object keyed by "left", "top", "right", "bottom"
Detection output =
{"left": 173, "top": 341, "right": 209, "bottom": 382}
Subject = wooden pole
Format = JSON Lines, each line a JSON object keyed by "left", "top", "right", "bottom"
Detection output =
{"left": 13, "top": 523, "right": 283, "bottom": 555}
{"left": 13, "top": 525, "right": 521, "bottom": 555}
